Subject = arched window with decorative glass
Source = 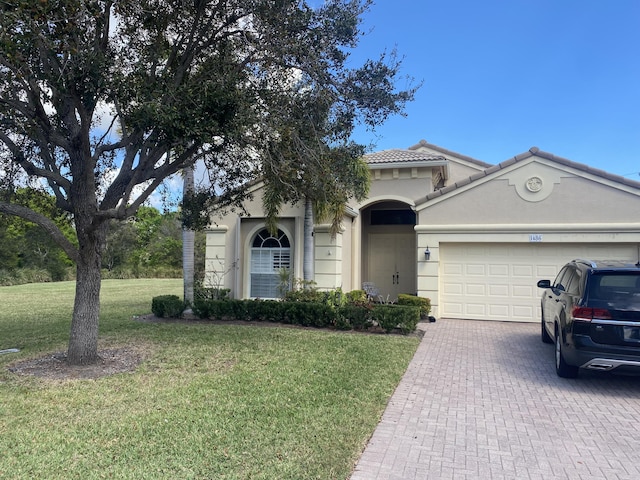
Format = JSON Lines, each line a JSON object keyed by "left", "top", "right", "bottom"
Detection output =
{"left": 250, "top": 228, "right": 291, "bottom": 298}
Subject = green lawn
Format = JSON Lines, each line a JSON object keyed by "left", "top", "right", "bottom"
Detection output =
{"left": 0, "top": 280, "right": 420, "bottom": 479}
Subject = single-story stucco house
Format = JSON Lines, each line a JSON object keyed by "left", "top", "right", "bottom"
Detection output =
{"left": 204, "top": 139, "right": 640, "bottom": 323}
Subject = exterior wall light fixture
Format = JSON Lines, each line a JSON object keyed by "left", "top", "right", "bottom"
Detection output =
{"left": 424, "top": 247, "right": 431, "bottom": 261}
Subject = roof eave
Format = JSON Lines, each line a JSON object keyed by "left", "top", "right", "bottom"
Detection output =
{"left": 368, "top": 160, "right": 449, "bottom": 170}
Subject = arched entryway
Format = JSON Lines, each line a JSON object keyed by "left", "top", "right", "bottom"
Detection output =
{"left": 360, "top": 201, "right": 416, "bottom": 300}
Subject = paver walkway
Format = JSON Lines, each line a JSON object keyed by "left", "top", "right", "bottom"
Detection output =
{"left": 350, "top": 318, "right": 640, "bottom": 480}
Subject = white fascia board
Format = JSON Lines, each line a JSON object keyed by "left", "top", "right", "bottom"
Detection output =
{"left": 531, "top": 158, "right": 640, "bottom": 196}
{"left": 368, "top": 160, "right": 449, "bottom": 170}
{"left": 415, "top": 223, "right": 640, "bottom": 234}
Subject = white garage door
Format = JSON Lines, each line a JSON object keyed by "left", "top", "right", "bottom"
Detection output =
{"left": 440, "top": 243, "right": 638, "bottom": 322}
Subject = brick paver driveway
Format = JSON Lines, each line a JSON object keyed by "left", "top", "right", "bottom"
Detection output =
{"left": 350, "top": 318, "right": 640, "bottom": 480}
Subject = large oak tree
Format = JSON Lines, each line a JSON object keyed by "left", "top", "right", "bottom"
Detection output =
{"left": 0, "top": 0, "right": 416, "bottom": 365}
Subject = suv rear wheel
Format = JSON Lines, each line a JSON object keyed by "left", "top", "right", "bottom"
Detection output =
{"left": 555, "top": 329, "right": 579, "bottom": 378}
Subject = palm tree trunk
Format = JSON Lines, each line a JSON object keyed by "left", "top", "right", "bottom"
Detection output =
{"left": 183, "top": 164, "right": 195, "bottom": 305}
{"left": 303, "top": 197, "right": 314, "bottom": 285}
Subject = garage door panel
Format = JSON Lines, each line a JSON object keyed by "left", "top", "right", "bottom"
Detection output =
{"left": 443, "top": 282, "right": 463, "bottom": 295}
{"left": 536, "top": 265, "right": 558, "bottom": 277}
{"left": 466, "top": 284, "right": 486, "bottom": 296}
{"left": 443, "top": 263, "right": 463, "bottom": 275}
{"left": 512, "top": 285, "right": 534, "bottom": 298}
{"left": 466, "top": 304, "right": 486, "bottom": 316}
{"left": 444, "top": 303, "right": 463, "bottom": 315}
{"left": 466, "top": 264, "right": 486, "bottom": 276}
{"left": 488, "top": 284, "right": 508, "bottom": 296}
{"left": 488, "top": 264, "right": 508, "bottom": 276}
{"left": 440, "top": 243, "right": 638, "bottom": 322}
{"left": 513, "top": 305, "right": 535, "bottom": 320}
{"left": 488, "top": 305, "right": 509, "bottom": 318}
{"left": 513, "top": 264, "right": 534, "bottom": 277}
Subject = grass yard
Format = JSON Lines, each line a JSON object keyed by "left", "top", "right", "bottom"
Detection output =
{"left": 0, "top": 280, "right": 420, "bottom": 479}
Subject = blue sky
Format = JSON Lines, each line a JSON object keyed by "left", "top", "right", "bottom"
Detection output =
{"left": 348, "top": 0, "right": 640, "bottom": 177}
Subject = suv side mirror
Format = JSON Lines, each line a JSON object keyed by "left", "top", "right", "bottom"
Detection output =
{"left": 537, "top": 279, "right": 551, "bottom": 289}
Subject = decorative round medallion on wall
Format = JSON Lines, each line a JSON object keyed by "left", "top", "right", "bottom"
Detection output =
{"left": 525, "top": 176, "right": 543, "bottom": 193}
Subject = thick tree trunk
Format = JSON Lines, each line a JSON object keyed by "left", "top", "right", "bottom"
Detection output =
{"left": 67, "top": 217, "right": 106, "bottom": 366}
{"left": 67, "top": 243, "right": 103, "bottom": 365}
{"left": 303, "top": 197, "right": 314, "bottom": 285}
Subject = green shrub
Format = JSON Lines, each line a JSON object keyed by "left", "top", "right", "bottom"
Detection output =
{"left": 194, "top": 285, "right": 230, "bottom": 301}
{"left": 190, "top": 297, "right": 418, "bottom": 334}
{"left": 336, "top": 304, "right": 372, "bottom": 330}
{"left": 193, "top": 298, "right": 245, "bottom": 320}
{"left": 333, "top": 314, "right": 352, "bottom": 331}
{"left": 322, "top": 288, "right": 347, "bottom": 307}
{"left": 246, "top": 299, "right": 280, "bottom": 322}
{"left": 230, "top": 299, "right": 250, "bottom": 321}
{"left": 152, "top": 295, "right": 185, "bottom": 318}
{"left": 219, "top": 300, "right": 240, "bottom": 318}
{"left": 103, "top": 266, "right": 182, "bottom": 279}
{"left": 0, "top": 267, "right": 53, "bottom": 286}
{"left": 372, "top": 305, "right": 420, "bottom": 334}
{"left": 345, "top": 289, "right": 367, "bottom": 304}
{"left": 282, "top": 302, "right": 334, "bottom": 327}
{"left": 284, "top": 287, "right": 324, "bottom": 303}
{"left": 192, "top": 299, "right": 212, "bottom": 318}
{"left": 397, "top": 294, "right": 431, "bottom": 318}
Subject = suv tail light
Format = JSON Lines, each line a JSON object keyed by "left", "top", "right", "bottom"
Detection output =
{"left": 572, "top": 306, "right": 612, "bottom": 321}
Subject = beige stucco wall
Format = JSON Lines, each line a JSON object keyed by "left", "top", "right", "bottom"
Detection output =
{"left": 417, "top": 158, "right": 640, "bottom": 226}
{"left": 206, "top": 181, "right": 358, "bottom": 297}
{"left": 206, "top": 184, "right": 306, "bottom": 298}
{"left": 366, "top": 167, "right": 432, "bottom": 206}
{"left": 446, "top": 161, "right": 488, "bottom": 184}
{"left": 204, "top": 156, "right": 483, "bottom": 299}
{"left": 411, "top": 144, "right": 488, "bottom": 182}
{"left": 341, "top": 216, "right": 354, "bottom": 290}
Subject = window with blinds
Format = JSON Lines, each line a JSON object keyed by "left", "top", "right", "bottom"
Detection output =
{"left": 250, "top": 229, "right": 291, "bottom": 298}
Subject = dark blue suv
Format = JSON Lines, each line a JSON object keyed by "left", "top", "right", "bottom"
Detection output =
{"left": 537, "top": 259, "right": 640, "bottom": 378}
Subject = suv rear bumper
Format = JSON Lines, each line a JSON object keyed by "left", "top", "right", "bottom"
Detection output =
{"left": 566, "top": 334, "right": 640, "bottom": 372}
{"left": 581, "top": 358, "right": 640, "bottom": 372}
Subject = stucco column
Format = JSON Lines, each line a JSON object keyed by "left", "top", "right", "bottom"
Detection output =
{"left": 313, "top": 224, "right": 344, "bottom": 290}
{"left": 205, "top": 226, "right": 229, "bottom": 290}
{"left": 416, "top": 230, "right": 440, "bottom": 317}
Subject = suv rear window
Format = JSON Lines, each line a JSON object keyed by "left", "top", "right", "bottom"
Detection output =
{"left": 587, "top": 273, "right": 640, "bottom": 308}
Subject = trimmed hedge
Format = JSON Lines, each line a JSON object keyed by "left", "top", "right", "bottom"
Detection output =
{"left": 397, "top": 294, "right": 431, "bottom": 318}
{"left": 337, "top": 304, "right": 373, "bottom": 331}
{"left": 190, "top": 297, "right": 419, "bottom": 334}
{"left": 372, "top": 304, "right": 420, "bottom": 334}
{"left": 152, "top": 295, "right": 185, "bottom": 318}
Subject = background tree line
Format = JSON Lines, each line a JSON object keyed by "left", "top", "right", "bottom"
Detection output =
{"left": 0, "top": 188, "right": 204, "bottom": 285}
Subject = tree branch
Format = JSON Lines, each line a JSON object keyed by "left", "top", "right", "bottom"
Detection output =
{"left": 0, "top": 131, "right": 72, "bottom": 191}
{"left": 0, "top": 201, "right": 79, "bottom": 263}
